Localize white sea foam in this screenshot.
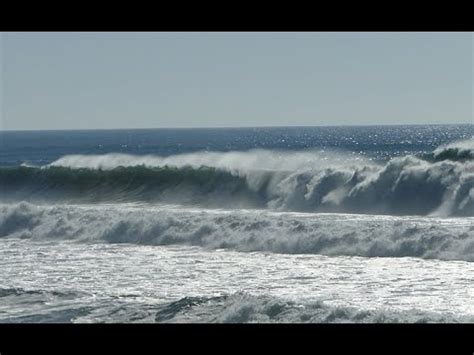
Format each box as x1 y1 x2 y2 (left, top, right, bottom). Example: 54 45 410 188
1 202 472 261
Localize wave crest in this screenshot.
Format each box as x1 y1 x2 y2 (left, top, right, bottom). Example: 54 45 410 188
432 139 474 162
2 148 473 216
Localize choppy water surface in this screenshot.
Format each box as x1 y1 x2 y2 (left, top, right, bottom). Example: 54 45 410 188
1 125 473 322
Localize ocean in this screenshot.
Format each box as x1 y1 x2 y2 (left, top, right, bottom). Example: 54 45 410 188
0 124 473 323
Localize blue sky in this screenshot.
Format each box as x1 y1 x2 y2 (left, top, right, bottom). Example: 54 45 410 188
1 32 472 130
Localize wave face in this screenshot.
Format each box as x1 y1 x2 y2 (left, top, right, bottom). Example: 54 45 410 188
1 202 473 261
2 139 473 216
1 165 261 208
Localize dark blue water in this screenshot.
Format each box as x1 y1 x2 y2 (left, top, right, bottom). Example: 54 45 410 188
1 124 472 167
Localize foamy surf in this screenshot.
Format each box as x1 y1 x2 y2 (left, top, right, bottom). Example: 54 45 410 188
1 127 473 324
2 290 471 323
1 202 473 261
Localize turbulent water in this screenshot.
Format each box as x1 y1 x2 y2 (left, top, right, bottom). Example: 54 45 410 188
0 125 473 323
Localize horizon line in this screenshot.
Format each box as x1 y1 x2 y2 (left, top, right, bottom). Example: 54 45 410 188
1 122 472 133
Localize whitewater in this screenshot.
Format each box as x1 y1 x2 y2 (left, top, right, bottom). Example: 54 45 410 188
0 125 473 323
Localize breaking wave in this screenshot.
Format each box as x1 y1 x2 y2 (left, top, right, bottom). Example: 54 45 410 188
1 140 473 216
1 202 473 261
432 139 474 162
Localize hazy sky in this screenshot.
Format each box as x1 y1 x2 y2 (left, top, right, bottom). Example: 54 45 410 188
1 32 472 130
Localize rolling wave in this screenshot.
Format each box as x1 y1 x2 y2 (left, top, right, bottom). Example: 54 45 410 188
432 139 474 162
151 293 473 323
1 139 473 216
1 202 473 261
1 288 469 323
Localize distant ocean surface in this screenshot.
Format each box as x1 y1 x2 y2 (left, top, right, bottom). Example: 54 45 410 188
1 124 473 323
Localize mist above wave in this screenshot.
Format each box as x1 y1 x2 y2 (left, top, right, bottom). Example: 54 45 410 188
49 149 371 172
47 138 474 169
